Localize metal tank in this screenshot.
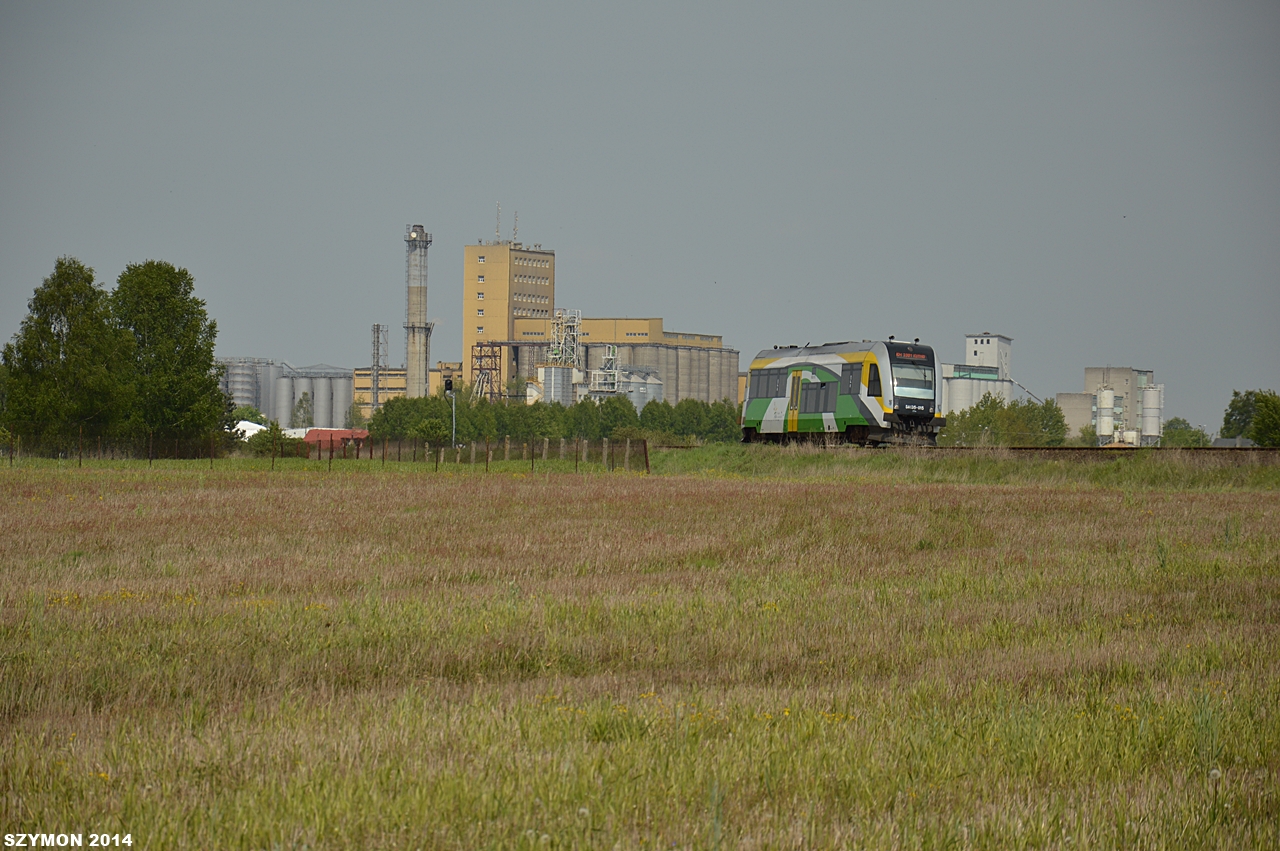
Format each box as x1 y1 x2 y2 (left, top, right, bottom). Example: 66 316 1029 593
312 377 333 429
292 377 314 428
1097 388 1115 444
1142 385 1163 445
259 363 282 420
331 377 353 428
220 360 259 409
273 376 293 426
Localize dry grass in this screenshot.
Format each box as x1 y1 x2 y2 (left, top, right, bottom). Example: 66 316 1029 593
1 452 1277 849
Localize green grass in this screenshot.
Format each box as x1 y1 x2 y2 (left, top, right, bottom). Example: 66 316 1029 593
1 450 1277 848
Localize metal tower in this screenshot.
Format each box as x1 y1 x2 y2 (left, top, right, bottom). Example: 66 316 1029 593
404 225 433 398
548 308 582 368
371 323 389 412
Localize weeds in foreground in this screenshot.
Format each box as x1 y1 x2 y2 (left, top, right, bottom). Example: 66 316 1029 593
0 460 1277 848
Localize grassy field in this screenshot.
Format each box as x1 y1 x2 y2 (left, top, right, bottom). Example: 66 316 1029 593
1 447 1277 849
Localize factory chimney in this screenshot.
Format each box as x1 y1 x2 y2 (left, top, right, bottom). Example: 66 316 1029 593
404 225 433 398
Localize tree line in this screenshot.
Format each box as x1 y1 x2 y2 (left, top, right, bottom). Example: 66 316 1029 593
1 257 225 453
365 389 742 446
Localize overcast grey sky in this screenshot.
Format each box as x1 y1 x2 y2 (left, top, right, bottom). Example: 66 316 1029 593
2 2 1276 429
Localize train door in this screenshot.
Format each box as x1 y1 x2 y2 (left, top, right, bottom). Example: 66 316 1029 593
786 371 802 432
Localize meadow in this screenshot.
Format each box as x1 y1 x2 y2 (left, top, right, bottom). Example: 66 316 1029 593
1 446 1277 849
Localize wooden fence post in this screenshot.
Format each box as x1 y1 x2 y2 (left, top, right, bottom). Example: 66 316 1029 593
643 438 650 474
625 438 631 471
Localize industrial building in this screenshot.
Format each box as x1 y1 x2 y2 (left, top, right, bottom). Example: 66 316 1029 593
217 358 354 428
462 238 738 405
1056 366 1164 445
352 361 462 419
939 333 1028 414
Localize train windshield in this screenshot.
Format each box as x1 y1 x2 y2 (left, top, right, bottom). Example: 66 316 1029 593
891 363 935 400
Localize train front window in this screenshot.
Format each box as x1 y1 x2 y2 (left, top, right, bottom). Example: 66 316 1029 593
891 363 934 400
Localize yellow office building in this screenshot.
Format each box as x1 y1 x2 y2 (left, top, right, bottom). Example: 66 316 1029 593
462 241 738 404
463 241 556 388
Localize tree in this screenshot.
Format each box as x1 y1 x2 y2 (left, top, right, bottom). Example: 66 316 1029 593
939 394 1068 447
1251 391 1280 447
640 399 675 433
291 392 314 429
565 398 601 439
1161 417 1210 448
706 399 742 443
111 260 223 441
231 405 268 425
598 395 640 437
1221 390 1258 439
673 399 710 438
1074 425 1098 447
411 418 450 446
1 257 134 449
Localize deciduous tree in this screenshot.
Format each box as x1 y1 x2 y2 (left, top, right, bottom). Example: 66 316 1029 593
111 260 223 440
1 257 134 449
1161 417 1210 448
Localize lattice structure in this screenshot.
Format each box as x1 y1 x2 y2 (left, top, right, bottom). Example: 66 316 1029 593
547 308 581 368
371 324 389 411
470 342 503 403
589 344 620 395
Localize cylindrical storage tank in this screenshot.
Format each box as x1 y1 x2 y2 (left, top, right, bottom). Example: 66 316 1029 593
255 363 271 418
273 376 293 426
262 363 283 420
293 377 313 428
331 377 353 428
312 377 333 428
1142 386 1162 439
1097 389 1115 440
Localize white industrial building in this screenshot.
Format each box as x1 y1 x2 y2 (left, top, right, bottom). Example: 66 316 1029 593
939 333 1025 415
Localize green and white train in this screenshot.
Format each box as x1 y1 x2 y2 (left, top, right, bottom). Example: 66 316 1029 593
740 339 945 445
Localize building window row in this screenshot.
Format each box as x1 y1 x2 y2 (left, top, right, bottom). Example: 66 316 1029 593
625 332 649 337
515 257 549 268
513 293 549 304
515 274 549 285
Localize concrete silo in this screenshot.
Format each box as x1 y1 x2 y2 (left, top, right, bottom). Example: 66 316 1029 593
312 377 332 428
273 376 293 426
332 376 353 428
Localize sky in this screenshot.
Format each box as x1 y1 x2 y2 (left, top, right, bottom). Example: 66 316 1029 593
2 1 1277 431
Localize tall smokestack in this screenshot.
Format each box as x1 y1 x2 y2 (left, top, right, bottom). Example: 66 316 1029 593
404 225 433 398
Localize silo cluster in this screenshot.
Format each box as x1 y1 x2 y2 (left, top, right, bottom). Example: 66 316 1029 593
218 358 354 430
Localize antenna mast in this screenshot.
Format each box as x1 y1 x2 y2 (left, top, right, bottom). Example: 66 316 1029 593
513 211 518 243
495 203 501 242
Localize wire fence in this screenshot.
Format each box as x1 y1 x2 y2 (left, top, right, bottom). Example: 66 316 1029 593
1 433 653 474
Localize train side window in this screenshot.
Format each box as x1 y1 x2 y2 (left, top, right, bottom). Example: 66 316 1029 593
867 363 882 397
841 364 853 396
